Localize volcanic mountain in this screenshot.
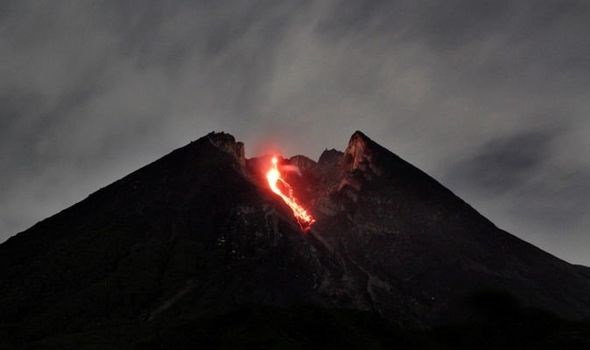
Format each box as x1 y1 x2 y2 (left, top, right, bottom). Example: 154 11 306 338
1 131 589 349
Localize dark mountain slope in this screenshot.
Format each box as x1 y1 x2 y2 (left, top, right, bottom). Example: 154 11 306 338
0 131 589 349
300 131 590 325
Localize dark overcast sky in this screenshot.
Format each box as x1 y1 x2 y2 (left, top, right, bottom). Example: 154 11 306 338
1 1 589 265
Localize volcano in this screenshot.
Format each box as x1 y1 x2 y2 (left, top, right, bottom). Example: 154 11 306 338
1 131 589 348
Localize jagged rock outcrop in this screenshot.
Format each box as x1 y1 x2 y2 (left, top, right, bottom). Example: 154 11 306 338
207 131 246 167
288 155 317 174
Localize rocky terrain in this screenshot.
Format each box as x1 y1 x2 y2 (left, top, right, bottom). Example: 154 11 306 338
1 131 589 349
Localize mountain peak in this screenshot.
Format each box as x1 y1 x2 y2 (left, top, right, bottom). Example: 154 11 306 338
206 131 245 166
318 148 343 166
344 130 382 175
289 155 317 173
350 130 370 140
2 130 590 347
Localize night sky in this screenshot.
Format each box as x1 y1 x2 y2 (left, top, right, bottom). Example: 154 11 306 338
1 1 589 265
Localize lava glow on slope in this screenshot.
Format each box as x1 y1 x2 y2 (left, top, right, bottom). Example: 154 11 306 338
266 156 315 231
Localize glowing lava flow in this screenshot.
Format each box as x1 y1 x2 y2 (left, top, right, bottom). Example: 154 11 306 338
266 156 316 231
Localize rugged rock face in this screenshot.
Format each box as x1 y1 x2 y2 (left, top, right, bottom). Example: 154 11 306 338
306 131 590 325
1 131 589 348
207 131 246 167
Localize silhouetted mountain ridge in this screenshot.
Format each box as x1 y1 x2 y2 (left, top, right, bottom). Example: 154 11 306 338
1 131 589 349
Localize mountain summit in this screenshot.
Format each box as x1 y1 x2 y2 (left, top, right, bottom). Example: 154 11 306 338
1 131 589 348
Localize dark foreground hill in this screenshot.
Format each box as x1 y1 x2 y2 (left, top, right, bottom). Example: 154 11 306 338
1 131 589 349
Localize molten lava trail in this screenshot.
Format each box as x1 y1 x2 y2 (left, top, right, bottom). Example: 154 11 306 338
266 156 315 231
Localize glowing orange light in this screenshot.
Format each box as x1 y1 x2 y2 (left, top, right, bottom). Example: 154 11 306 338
266 156 315 231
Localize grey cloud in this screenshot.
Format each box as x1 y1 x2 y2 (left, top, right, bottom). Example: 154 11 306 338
444 128 561 194
0 0 588 265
